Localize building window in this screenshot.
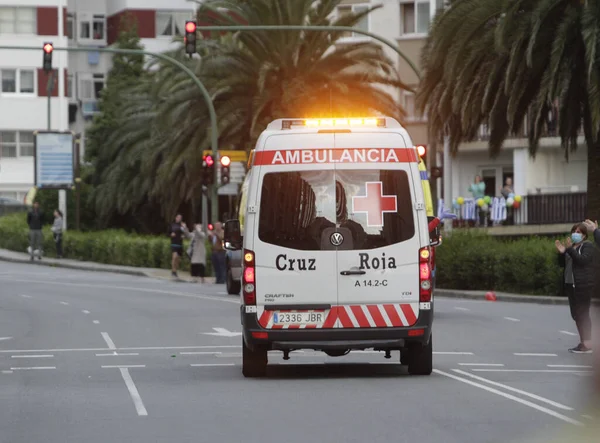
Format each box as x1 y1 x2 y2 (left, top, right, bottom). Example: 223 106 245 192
0 131 34 158
79 14 105 40
0 7 36 34
67 74 73 98
402 91 416 120
0 69 35 95
156 11 193 37
67 13 74 39
19 131 34 156
78 73 104 100
337 4 370 38
400 1 430 35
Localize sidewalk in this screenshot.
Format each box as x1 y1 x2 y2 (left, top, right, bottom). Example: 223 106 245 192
0 248 216 283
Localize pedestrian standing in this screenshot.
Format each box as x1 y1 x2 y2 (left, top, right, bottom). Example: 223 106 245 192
555 222 595 353
186 223 207 283
27 201 44 261
51 209 63 258
168 214 188 278
209 222 226 284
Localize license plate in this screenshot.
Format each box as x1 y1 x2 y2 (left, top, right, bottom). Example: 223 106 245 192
273 311 325 325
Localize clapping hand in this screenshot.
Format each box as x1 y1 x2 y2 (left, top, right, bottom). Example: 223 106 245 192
565 236 573 248
555 240 565 253
584 219 598 233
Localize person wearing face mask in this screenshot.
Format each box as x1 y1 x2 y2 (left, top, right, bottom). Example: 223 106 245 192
556 223 595 353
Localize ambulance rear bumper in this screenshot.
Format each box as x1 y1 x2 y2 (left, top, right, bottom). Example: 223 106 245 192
241 306 432 351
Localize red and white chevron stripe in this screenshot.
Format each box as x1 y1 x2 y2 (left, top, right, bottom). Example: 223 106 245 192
257 304 418 329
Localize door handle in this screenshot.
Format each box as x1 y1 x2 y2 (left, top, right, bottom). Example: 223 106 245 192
340 270 366 276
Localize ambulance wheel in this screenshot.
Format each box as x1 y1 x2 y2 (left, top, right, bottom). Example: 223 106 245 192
226 270 241 295
407 335 433 376
242 339 267 378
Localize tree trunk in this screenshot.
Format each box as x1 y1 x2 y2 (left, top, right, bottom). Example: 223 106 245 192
587 140 600 220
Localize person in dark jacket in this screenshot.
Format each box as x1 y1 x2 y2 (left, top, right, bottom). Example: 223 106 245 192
556 222 595 353
26 201 44 261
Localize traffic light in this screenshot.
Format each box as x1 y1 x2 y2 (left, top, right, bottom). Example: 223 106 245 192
42 42 53 72
416 145 426 158
220 155 231 185
202 154 214 186
430 166 443 179
184 21 197 57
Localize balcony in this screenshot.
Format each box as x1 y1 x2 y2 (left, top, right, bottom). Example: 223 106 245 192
444 193 587 234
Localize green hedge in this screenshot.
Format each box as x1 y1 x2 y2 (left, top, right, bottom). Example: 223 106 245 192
436 231 564 296
0 212 213 276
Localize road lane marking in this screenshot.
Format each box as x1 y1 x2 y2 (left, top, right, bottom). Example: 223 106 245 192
180 352 222 355
514 353 557 357
10 367 56 370
548 365 593 369
93 320 100 324
119 368 148 416
60 302 69 305
11 355 53 358
433 352 474 355
19 294 32 298
82 310 90 314
96 353 140 357
101 332 116 350
0 278 238 304
0 345 241 353
434 369 583 426
2 370 13 374
0 337 12 341
472 369 593 373
102 365 146 369
190 363 235 367
504 317 520 322
560 331 578 336
582 414 595 420
452 369 574 411
454 307 470 311
458 363 504 367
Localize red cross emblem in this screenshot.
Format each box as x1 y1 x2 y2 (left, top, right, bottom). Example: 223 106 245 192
351 182 398 227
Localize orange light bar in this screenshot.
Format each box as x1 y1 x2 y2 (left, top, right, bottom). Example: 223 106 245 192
302 118 385 127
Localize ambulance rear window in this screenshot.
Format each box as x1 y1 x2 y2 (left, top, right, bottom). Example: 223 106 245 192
258 169 415 251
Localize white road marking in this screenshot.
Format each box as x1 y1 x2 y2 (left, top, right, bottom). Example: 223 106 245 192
452 369 573 410
190 363 235 367
82 310 90 314
548 364 593 369
96 353 140 357
433 352 474 355
434 369 583 426
0 337 12 341
458 363 504 367
101 332 117 350
10 366 56 370
180 351 222 355
0 345 241 354
19 294 32 299
119 368 148 416
472 369 593 374
514 353 557 357
560 330 578 336
93 320 100 324
203 328 242 337
504 317 520 322
454 307 470 311
11 355 53 359
2 370 13 374
0 277 238 304
60 302 69 305
102 365 146 369
582 414 595 420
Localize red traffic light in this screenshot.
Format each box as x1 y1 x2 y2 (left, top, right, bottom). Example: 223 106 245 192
204 155 214 167
43 43 53 53
416 145 426 157
185 21 196 33
220 155 231 167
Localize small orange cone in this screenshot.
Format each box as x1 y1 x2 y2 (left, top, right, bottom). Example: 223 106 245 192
485 291 497 301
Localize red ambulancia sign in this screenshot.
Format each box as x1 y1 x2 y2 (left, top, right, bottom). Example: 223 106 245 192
253 148 417 165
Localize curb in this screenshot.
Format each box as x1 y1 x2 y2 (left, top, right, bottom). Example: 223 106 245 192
435 289 572 305
0 254 150 278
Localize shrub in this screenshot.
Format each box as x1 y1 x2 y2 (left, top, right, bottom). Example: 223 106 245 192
436 230 564 296
0 212 214 276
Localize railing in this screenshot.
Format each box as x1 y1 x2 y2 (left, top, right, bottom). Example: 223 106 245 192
0 203 29 217
438 193 587 227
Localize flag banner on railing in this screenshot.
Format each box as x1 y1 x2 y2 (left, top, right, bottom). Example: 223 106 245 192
491 197 507 222
462 199 477 220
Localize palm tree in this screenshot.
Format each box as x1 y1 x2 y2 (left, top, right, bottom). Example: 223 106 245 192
416 0 600 217
93 0 413 232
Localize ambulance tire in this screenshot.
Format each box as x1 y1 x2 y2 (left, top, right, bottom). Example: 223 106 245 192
407 335 433 375
226 269 241 295
242 339 268 378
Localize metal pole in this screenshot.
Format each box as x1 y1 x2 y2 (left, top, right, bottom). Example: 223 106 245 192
75 136 81 231
201 186 208 237
443 135 452 231
46 70 55 130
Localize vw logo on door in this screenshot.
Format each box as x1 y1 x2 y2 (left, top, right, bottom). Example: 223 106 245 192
330 232 344 246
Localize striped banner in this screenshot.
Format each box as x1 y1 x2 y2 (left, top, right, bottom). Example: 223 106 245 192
491 197 507 222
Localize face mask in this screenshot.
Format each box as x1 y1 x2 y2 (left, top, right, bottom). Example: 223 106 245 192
571 233 583 244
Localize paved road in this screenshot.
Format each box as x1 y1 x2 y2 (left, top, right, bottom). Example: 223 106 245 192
0 262 596 443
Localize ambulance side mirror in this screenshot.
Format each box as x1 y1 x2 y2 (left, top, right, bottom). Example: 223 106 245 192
224 219 242 250
428 216 441 247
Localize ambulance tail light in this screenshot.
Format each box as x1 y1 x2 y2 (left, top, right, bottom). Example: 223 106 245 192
419 247 432 302
243 249 256 305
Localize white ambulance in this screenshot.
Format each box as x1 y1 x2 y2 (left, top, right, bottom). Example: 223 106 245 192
223 117 437 378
